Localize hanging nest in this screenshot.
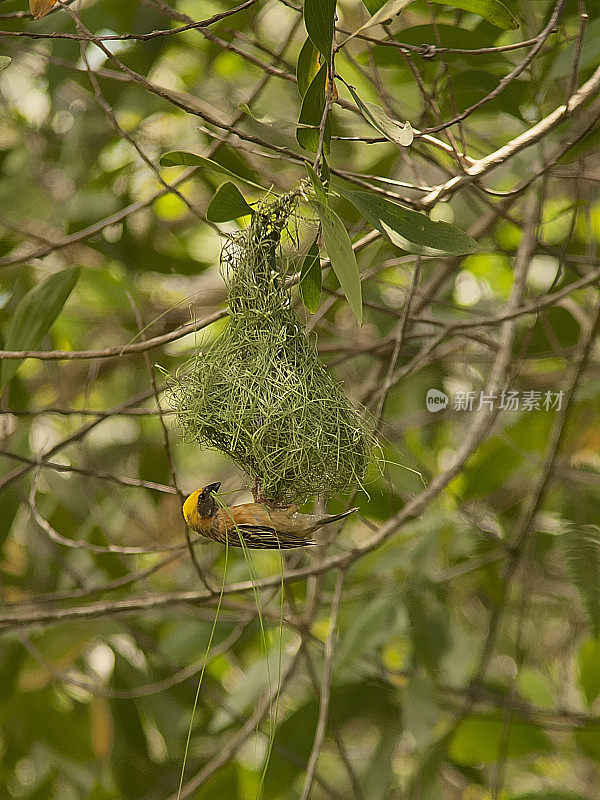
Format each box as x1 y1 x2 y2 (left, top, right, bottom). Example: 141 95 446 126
167 193 375 505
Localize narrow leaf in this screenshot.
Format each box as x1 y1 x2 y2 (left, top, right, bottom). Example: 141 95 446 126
305 163 328 204
549 17 600 81
404 578 450 676
562 526 600 637
342 0 415 46
579 637 600 706
360 0 386 11
238 103 314 129
335 593 397 674
312 201 362 324
450 713 551 764
513 792 595 800
0 57 11 72
433 0 518 30
1 266 80 392
206 182 253 223
337 185 477 256
346 83 413 146
297 63 331 154
160 151 264 190
360 0 517 27
238 103 281 125
304 0 336 61
299 238 322 313
297 37 321 98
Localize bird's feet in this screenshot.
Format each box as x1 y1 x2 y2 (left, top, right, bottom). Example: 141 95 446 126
251 477 290 509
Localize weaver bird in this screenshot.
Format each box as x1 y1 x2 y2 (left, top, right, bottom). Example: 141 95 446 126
183 482 358 549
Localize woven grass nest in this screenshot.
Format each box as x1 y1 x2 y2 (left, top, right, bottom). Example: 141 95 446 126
168 193 374 505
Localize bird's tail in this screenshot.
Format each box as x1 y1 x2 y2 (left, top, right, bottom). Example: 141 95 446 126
317 507 359 527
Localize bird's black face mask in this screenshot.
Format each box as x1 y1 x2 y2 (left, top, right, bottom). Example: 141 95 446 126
197 482 221 518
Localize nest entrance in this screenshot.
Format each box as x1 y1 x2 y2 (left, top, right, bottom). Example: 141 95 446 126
168 194 374 505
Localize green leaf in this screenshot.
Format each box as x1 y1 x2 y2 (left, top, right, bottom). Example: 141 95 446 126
304 0 336 61
160 150 225 168
26 772 57 800
212 649 290 732
0 485 18 550
89 782 118 800
238 103 315 129
549 17 600 80
337 185 477 256
357 0 413 29
360 0 385 12
450 713 551 764
320 153 331 184
403 675 439 749
558 126 600 166
346 83 413 146
342 0 415 45
335 593 398 675
264 683 398 800
397 23 499 59
517 668 554 708
297 37 321 97
206 182 253 223
238 102 282 126
579 637 600 706
305 162 328 204
263 699 319 799
110 658 154 796
409 733 451 795
445 70 528 119
1 266 80 392
212 143 263 186
194 763 239 800
462 436 523 499
575 724 600 761
362 722 397 799
297 63 331 153
513 794 591 800
0 56 11 72
312 200 362 324
299 237 322 313
404 578 450 676
562 526 600 637
432 0 518 30
526 306 581 356
160 150 264 190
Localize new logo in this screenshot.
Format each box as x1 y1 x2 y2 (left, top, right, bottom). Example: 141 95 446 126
426 389 449 412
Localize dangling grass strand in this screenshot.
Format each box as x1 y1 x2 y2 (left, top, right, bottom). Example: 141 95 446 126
177 537 229 800
214 493 284 799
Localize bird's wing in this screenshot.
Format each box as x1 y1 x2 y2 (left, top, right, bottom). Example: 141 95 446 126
234 525 312 549
216 505 316 548
223 503 274 526
269 507 315 534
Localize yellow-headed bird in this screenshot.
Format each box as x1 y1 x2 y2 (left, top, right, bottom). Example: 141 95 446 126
183 482 357 549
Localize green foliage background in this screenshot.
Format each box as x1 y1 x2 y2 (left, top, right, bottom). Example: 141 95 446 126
1 1 600 799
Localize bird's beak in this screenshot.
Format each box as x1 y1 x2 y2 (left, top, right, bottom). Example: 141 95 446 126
205 482 221 494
